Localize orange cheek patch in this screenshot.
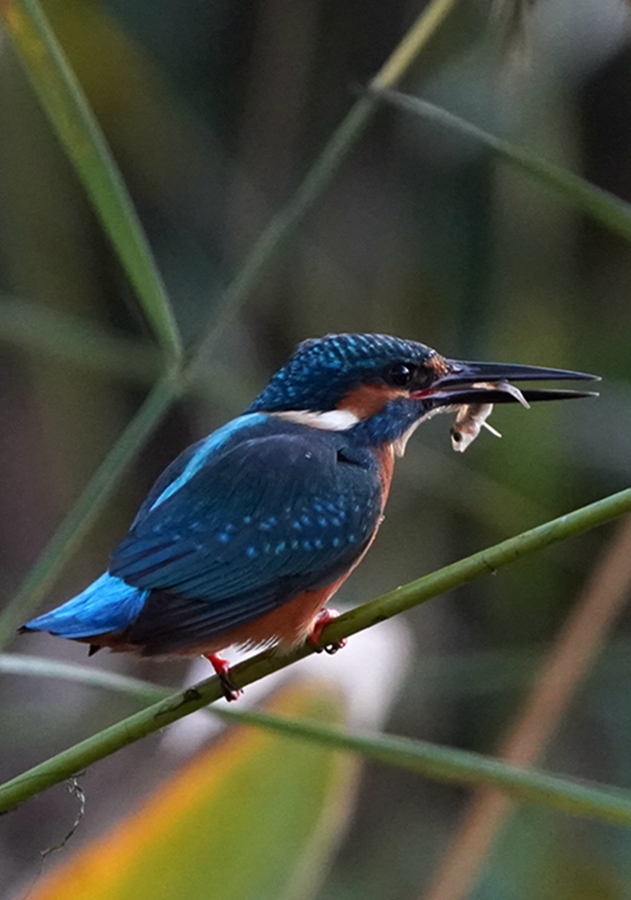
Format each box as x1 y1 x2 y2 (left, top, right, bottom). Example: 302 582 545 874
338 384 405 418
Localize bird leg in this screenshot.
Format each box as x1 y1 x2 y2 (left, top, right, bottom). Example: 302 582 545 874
204 653 242 701
308 609 347 655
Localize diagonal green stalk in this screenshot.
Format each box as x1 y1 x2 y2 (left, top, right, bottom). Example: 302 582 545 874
0 652 170 702
3 652 631 829
0 294 165 386
4 0 631 858
1 488 630 812
0 0 461 643
371 89 631 242
0 0 183 360
320 489 631 648
210 708 631 829
0 294 257 407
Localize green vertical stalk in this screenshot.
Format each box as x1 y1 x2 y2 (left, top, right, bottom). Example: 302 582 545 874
0 0 183 360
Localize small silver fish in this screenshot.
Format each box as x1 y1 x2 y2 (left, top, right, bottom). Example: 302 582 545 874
450 381 530 452
450 403 501 452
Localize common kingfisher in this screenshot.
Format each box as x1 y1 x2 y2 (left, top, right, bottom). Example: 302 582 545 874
19 333 597 698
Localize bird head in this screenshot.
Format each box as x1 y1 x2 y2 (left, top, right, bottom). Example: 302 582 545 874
247 333 598 448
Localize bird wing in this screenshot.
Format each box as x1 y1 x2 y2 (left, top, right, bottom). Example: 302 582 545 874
109 418 383 650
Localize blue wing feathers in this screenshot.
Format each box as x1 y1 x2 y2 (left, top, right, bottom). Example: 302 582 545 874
111 423 379 597
22 573 149 639
24 415 383 654
132 413 266 522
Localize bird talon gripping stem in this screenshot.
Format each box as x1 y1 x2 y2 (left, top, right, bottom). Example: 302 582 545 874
205 654 242 702
308 609 347 654
18 334 598 698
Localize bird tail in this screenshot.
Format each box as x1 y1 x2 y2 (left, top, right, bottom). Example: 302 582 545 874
19 572 149 640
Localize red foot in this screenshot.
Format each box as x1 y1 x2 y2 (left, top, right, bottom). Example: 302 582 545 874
204 653 242 701
308 609 348 655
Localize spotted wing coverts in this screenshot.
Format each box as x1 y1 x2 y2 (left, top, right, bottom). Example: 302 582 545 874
110 416 382 653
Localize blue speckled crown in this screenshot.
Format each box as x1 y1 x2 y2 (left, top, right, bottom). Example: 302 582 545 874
247 333 433 413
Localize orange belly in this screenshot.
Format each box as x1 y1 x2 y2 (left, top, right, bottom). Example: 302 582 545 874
193 576 349 656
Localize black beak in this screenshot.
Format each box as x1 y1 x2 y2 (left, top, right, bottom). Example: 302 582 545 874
412 359 600 408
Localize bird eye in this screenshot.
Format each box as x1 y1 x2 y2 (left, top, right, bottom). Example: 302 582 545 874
386 362 415 387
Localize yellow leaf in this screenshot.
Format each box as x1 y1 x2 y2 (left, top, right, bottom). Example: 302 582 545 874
30 681 357 900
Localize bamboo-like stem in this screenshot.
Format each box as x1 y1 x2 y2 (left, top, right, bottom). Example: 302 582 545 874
1 486 630 813
320 488 631 648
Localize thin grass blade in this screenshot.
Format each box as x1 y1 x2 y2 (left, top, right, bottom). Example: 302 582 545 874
372 88 631 244
0 0 182 359
4 652 631 830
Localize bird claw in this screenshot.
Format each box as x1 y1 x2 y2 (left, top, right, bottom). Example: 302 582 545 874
308 609 347 654
204 653 243 701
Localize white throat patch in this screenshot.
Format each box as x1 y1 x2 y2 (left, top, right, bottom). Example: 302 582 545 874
272 409 360 431
392 407 447 456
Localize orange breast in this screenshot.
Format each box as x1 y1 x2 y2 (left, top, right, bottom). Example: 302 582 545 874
200 576 351 654
375 443 395 507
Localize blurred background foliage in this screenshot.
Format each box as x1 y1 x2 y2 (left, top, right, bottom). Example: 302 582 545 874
1 0 631 897
24 682 358 900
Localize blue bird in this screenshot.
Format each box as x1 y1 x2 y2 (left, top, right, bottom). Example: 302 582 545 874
20 334 597 698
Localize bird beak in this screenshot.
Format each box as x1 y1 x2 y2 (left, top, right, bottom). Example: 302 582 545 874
411 359 600 408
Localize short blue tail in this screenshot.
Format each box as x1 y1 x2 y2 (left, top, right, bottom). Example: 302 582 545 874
21 573 149 639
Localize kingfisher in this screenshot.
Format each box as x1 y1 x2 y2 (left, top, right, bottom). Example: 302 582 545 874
19 333 597 699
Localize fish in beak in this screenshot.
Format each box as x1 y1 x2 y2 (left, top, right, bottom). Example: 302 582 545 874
411 359 600 452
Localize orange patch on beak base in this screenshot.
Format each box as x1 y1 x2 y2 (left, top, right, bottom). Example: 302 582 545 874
337 383 406 418
426 354 450 378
